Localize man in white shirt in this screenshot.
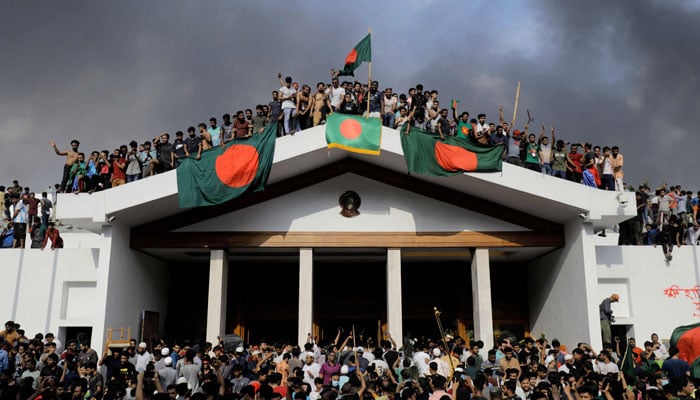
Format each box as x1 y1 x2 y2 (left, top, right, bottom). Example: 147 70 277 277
595 351 619 375
278 74 297 136
302 352 321 388
134 342 152 373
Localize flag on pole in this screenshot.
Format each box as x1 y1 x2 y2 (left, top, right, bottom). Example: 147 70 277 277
176 123 277 208
337 34 372 77
400 125 503 176
325 113 382 155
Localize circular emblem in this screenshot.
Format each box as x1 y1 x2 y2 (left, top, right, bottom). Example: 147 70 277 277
339 191 361 218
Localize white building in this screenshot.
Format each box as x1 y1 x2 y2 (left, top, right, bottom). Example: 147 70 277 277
2 125 699 352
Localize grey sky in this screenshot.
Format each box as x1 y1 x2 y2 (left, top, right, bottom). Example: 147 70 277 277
1 1 699 192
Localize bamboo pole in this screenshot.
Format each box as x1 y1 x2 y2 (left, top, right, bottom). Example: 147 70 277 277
512 81 521 123
366 27 372 118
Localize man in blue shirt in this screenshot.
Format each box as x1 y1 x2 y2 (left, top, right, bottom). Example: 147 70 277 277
0 345 9 374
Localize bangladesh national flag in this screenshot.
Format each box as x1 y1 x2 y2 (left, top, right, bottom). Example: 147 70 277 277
337 33 371 77
620 342 637 380
326 113 382 155
400 125 504 176
670 322 700 363
176 123 277 208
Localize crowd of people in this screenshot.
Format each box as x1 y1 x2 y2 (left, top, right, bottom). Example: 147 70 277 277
0 181 62 249
41 70 633 195
617 183 700 259
1 72 698 252
0 319 695 400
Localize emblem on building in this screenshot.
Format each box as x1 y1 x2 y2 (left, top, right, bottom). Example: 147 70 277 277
339 191 361 218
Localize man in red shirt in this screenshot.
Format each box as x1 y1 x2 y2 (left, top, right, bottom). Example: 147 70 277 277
110 149 127 187
566 143 583 183
26 192 40 226
233 110 252 139
42 222 63 250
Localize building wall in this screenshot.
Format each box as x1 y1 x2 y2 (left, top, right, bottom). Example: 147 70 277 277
0 248 100 340
98 222 170 351
528 218 599 349
596 244 700 343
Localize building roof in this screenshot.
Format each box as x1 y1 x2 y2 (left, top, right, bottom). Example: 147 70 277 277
57 125 635 234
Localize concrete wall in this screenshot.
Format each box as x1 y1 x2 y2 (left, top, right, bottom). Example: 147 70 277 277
528 218 600 349
0 248 99 340
596 244 700 343
98 222 169 351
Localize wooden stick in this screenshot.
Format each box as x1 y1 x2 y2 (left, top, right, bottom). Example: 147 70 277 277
512 81 521 123
434 307 455 373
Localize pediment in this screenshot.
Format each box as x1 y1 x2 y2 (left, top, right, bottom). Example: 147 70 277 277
131 158 562 249
175 173 530 233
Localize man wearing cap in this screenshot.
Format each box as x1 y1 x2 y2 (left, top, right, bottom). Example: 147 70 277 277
557 354 574 374
599 294 619 345
506 129 524 166
430 348 449 378
159 356 177 388
135 342 152 373
302 352 320 388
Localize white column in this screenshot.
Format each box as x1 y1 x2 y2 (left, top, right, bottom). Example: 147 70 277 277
298 248 313 346
386 248 403 349
206 250 228 345
471 248 493 350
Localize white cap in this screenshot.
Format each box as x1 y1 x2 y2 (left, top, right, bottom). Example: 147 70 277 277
164 357 173 366
138 342 147 348
340 365 349 374
432 348 441 357
161 347 170 356
545 355 555 365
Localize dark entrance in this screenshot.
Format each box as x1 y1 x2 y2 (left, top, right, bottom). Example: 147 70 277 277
227 259 299 344
314 257 386 345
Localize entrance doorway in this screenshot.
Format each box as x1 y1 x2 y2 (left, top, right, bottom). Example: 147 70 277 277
314 259 386 345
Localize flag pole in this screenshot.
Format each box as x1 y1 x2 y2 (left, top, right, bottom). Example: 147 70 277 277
366 27 372 118
512 81 521 123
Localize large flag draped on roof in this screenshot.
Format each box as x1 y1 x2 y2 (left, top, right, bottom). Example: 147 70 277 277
176 123 277 208
337 34 371 77
325 113 382 155
400 125 504 176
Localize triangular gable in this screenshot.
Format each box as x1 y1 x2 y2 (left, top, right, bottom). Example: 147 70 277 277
175 173 530 233
131 159 563 249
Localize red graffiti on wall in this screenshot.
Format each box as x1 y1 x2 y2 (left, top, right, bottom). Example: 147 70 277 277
663 285 700 317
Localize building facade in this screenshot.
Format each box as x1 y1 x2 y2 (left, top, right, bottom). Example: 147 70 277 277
2 125 698 352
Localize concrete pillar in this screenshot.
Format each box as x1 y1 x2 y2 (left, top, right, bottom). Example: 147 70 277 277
298 248 313 346
206 250 228 345
386 248 403 349
471 248 493 350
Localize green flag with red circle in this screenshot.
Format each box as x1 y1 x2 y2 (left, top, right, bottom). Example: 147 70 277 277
176 123 277 208
337 34 371 77
670 322 700 364
400 124 504 176
326 113 382 155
